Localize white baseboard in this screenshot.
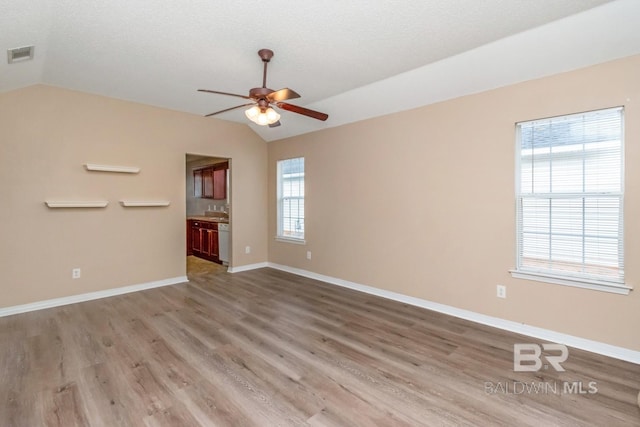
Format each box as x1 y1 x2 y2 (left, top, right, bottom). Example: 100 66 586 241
0 276 188 318
267 263 640 365
227 262 269 273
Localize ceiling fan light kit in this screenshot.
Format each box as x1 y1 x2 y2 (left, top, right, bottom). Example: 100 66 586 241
245 105 280 126
199 49 328 127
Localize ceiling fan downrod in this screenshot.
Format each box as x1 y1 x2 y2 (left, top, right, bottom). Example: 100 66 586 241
258 49 273 88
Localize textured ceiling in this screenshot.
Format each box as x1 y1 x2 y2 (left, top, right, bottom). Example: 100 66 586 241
2 0 640 141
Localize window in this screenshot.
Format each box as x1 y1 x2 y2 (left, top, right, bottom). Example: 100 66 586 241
277 157 305 242
514 107 627 293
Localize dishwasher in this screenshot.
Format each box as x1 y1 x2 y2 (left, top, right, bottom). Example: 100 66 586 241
218 223 230 265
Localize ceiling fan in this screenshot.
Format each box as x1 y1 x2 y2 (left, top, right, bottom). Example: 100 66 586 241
198 49 328 128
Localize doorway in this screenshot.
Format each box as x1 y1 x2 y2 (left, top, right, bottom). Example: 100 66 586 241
185 153 231 279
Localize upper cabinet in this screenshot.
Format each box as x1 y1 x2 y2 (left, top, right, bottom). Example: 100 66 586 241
194 162 228 200
202 167 214 198
213 167 226 200
194 169 203 198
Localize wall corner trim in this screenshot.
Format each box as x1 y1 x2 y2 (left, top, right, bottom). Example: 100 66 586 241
267 263 640 365
0 276 188 317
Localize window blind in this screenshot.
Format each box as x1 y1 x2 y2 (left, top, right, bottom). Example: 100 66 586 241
516 107 624 284
277 157 305 240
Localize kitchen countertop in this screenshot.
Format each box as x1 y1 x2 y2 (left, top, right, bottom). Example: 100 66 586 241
188 216 229 223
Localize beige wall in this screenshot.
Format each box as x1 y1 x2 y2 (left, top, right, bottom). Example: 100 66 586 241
268 55 640 351
2 56 639 352
0 85 268 308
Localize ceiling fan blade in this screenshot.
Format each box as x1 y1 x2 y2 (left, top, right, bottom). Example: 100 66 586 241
266 88 301 102
268 120 281 128
275 102 328 121
198 89 251 100
205 103 254 117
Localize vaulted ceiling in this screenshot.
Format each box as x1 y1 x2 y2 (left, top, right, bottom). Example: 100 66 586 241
2 0 640 141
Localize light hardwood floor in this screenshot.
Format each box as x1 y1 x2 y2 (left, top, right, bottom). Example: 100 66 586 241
1 258 639 426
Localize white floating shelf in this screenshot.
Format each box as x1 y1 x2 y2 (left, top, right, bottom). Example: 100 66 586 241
45 201 109 208
120 201 170 207
84 164 140 174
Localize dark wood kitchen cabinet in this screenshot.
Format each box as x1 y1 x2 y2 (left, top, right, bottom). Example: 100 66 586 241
209 228 219 259
193 169 203 198
194 161 228 200
189 220 220 263
213 167 226 200
187 220 193 255
202 168 214 198
191 222 202 254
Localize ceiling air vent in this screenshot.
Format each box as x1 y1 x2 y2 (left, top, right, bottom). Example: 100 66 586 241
7 45 34 64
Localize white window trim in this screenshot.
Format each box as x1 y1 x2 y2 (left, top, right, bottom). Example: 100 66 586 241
512 107 630 295
274 236 307 245
509 270 631 295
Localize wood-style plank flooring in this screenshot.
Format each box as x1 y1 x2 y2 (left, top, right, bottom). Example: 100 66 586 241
1 256 639 426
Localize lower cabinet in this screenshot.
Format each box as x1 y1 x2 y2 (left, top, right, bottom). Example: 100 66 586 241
189 220 220 263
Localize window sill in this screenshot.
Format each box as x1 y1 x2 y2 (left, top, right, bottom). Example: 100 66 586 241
509 270 631 295
275 236 306 245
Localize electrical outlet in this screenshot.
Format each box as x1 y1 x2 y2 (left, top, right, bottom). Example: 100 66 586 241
245 246 251 254
72 268 81 279
306 251 312 260
497 285 506 299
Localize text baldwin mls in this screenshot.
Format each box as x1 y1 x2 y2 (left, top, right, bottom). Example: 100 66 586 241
485 381 598 395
